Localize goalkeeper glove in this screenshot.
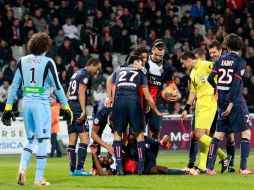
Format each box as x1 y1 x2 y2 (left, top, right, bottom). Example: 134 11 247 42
1 104 16 126
62 105 73 125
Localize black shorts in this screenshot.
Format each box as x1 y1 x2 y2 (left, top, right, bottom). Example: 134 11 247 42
68 119 89 134
216 104 252 133
145 107 163 132
210 111 218 134
113 97 144 133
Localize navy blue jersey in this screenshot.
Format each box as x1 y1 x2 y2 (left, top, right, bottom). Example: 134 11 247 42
93 98 113 135
112 67 148 100
145 56 173 106
209 53 246 107
68 68 91 102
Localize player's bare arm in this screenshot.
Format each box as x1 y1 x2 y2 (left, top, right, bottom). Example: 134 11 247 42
105 74 113 107
77 84 87 124
91 126 114 155
181 92 196 121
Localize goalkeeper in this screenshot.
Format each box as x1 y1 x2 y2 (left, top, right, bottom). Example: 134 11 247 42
1 32 73 186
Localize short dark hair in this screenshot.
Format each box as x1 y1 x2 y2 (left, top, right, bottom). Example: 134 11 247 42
180 51 196 60
132 47 148 56
127 55 141 65
223 33 243 51
193 48 206 57
152 39 166 51
87 58 100 66
208 40 221 50
27 32 50 55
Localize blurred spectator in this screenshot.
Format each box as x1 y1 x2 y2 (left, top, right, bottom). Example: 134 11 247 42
99 50 113 75
0 39 13 68
3 59 16 83
190 0 204 24
99 31 113 53
62 17 78 40
87 29 99 53
0 80 10 113
146 29 157 48
162 29 174 55
67 59 79 78
73 0 87 26
243 87 254 112
93 83 106 103
31 8 47 32
8 18 23 46
59 70 69 93
45 1 58 24
56 0 72 24
55 55 66 76
22 18 36 37
118 29 132 54
80 20 92 45
0 71 4 86
54 29 65 47
47 38 58 59
78 48 92 68
49 17 61 39
172 102 183 114
190 28 204 48
58 37 76 65
100 0 113 21
93 10 105 31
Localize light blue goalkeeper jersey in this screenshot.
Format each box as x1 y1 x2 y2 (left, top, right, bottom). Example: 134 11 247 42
7 54 68 106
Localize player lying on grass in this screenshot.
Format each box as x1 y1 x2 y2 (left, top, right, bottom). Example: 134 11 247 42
90 134 198 176
206 33 253 175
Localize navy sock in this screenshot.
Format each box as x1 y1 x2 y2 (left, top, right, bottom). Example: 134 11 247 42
226 141 235 167
207 137 220 170
188 138 199 168
167 169 186 175
67 145 76 172
240 138 250 170
77 143 88 170
113 140 123 174
137 141 146 174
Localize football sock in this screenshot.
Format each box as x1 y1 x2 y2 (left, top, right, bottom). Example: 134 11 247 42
137 141 145 174
199 134 226 160
67 145 76 172
35 139 48 182
207 137 220 170
19 139 36 172
240 138 250 170
113 140 123 173
226 141 235 167
77 143 88 170
198 141 208 170
188 138 199 168
167 169 186 175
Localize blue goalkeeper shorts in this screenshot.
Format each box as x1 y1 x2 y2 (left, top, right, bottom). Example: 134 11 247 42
22 101 51 139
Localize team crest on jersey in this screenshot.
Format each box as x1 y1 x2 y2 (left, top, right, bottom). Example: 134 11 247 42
83 77 88 84
94 118 99 125
200 76 206 83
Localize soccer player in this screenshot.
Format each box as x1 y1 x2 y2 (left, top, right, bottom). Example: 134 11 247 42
91 97 114 156
208 40 236 172
104 47 149 107
206 34 253 174
145 40 180 140
1 32 73 186
180 51 228 172
112 55 164 175
67 58 101 176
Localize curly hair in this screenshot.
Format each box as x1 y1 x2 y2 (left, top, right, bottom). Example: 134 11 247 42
27 32 50 55
223 33 243 51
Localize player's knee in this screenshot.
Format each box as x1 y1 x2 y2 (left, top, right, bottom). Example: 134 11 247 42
226 133 234 142
194 130 205 139
241 129 251 140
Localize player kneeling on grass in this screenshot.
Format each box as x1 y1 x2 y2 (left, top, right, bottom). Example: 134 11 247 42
206 33 254 175
1 32 73 186
67 58 101 176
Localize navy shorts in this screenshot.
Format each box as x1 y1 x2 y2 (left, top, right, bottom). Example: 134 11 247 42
146 108 162 132
113 97 144 133
216 104 252 133
210 111 218 134
68 101 89 134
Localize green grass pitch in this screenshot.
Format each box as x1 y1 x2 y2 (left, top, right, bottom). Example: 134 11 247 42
1 151 254 190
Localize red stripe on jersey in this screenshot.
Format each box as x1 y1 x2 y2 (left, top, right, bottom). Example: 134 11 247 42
139 87 144 109
234 74 242 80
211 70 218 73
149 86 159 102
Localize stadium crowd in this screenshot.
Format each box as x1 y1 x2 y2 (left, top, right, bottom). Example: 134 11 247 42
0 0 254 115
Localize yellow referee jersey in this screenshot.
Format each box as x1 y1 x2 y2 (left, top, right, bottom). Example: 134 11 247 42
190 59 215 100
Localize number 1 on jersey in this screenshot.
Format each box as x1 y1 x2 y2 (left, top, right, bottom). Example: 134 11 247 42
30 68 36 84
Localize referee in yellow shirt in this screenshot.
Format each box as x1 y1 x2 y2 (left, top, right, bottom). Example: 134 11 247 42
180 51 229 172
